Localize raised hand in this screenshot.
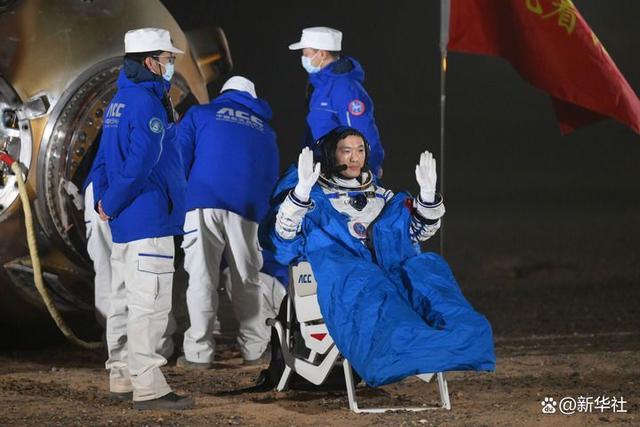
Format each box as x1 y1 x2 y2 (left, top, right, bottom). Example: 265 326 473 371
415 150 437 203
294 147 321 202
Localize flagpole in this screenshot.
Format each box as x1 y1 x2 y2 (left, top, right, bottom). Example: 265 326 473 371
439 0 450 256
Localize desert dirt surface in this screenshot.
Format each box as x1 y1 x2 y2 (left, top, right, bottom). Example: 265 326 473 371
1 268 638 426
0 334 637 426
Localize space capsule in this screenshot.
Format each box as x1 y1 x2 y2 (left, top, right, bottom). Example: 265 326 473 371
0 0 231 330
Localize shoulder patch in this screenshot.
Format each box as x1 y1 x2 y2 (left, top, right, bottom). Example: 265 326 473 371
149 117 164 134
348 99 365 116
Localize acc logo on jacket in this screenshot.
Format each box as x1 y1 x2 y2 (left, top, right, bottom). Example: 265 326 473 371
216 107 264 131
149 117 164 134
348 99 365 116
106 102 125 118
104 102 125 127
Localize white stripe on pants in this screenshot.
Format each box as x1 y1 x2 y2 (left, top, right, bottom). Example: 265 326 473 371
105 236 175 401
182 208 269 362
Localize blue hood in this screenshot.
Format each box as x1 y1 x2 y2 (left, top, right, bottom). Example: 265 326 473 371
119 59 170 99
309 56 365 88
216 90 273 121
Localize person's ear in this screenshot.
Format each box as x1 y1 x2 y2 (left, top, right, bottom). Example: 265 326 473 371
143 57 155 73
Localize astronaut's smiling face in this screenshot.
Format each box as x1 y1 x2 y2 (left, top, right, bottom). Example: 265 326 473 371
335 135 366 178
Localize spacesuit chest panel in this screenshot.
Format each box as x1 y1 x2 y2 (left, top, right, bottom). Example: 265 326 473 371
321 184 389 241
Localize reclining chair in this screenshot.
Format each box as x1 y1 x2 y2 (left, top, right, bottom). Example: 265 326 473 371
268 261 451 413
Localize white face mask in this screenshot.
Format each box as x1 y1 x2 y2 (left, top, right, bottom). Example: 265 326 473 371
152 57 175 81
301 51 322 74
161 62 175 81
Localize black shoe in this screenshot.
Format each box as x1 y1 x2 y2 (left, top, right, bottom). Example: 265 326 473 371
109 391 133 402
133 392 195 410
253 369 277 391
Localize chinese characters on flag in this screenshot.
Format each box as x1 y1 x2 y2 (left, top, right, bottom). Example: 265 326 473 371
448 0 640 134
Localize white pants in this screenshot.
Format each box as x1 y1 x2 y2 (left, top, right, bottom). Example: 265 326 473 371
84 183 113 327
105 236 175 401
216 269 287 337
182 208 271 362
86 183 175 357
258 272 287 327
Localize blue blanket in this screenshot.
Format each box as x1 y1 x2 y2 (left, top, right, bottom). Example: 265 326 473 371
259 166 495 386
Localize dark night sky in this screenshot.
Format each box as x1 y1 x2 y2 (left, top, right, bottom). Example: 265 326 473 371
161 0 640 275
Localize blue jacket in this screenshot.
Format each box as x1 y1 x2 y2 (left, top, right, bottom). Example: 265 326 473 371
259 166 495 386
306 57 384 176
97 61 186 243
178 90 278 223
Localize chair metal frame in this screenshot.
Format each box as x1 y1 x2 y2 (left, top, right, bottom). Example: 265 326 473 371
269 261 451 413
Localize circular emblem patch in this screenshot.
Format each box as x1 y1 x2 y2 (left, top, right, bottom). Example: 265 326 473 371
149 117 164 134
353 222 367 237
348 99 365 116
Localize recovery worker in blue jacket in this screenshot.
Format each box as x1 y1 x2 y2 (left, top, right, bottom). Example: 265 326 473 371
84 141 175 358
177 76 283 368
289 27 385 178
94 28 192 410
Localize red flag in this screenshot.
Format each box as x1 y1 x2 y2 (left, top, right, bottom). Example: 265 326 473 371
448 0 640 135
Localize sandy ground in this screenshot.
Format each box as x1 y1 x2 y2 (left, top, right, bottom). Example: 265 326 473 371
1 265 639 427
0 327 638 426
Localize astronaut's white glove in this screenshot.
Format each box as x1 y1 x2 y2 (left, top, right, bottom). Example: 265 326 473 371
415 150 437 203
275 194 311 240
293 147 321 202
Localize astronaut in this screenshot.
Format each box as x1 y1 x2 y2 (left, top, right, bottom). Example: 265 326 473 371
275 126 442 247
289 27 385 177
256 126 495 387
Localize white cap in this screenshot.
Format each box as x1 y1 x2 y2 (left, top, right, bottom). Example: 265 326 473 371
288 27 342 51
220 76 257 98
124 28 184 54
